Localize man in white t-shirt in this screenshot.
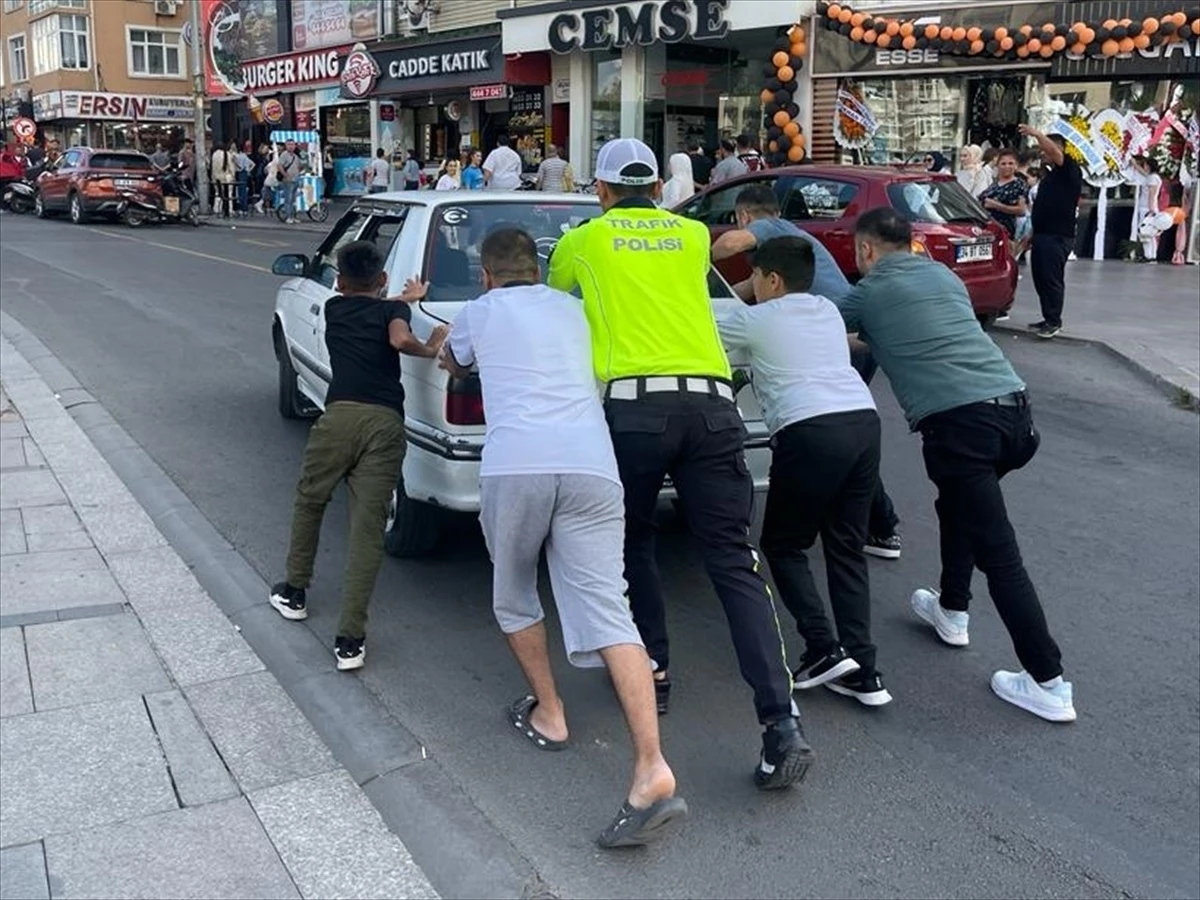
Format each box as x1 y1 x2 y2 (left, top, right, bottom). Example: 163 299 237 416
715 235 892 708
436 227 687 849
482 134 523 190
368 148 391 193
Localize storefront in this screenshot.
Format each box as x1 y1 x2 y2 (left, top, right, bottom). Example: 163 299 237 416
337 33 506 185
498 0 815 179
31 90 194 153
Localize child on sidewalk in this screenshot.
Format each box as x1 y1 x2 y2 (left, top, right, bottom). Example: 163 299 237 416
269 240 447 670
715 236 892 707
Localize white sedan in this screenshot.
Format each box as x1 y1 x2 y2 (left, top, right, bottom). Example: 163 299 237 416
271 192 770 558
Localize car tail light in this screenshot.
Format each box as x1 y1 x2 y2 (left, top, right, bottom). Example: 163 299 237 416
445 374 485 425
910 238 929 256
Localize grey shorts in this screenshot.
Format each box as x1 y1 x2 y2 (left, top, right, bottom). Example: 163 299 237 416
479 474 642 668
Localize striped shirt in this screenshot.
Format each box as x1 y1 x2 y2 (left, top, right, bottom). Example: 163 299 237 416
537 156 569 192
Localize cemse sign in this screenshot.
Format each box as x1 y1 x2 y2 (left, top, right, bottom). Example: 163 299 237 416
549 0 730 53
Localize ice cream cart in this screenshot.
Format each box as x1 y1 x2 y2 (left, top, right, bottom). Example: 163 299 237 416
270 129 327 221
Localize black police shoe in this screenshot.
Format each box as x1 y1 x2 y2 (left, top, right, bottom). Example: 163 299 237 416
753 717 815 790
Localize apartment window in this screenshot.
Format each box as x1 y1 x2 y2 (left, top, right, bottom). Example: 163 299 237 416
128 27 180 77
28 0 86 15
4 1 26 14
31 12 88 73
8 35 26 81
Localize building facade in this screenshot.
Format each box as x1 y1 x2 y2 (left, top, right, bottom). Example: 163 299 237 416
1 0 194 153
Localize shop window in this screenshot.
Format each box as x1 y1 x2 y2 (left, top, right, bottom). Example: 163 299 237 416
783 178 859 221
7 34 26 82
31 12 88 74
592 54 621 172
128 27 181 78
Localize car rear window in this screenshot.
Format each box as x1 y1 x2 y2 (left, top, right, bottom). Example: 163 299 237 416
90 154 155 171
887 180 988 226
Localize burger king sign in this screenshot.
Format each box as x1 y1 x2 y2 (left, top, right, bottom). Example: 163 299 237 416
341 44 381 100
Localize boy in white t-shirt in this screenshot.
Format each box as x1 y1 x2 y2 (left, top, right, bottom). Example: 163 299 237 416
715 236 892 708
434 227 687 849
368 148 391 193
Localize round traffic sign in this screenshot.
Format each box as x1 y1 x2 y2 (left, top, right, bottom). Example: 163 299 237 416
11 116 36 140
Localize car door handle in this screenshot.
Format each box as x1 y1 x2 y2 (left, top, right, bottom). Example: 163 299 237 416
309 304 321 316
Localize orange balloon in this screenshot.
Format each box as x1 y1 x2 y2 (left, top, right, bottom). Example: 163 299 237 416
838 8 852 23
1118 37 1135 53
1050 35 1066 51
1143 17 1159 34
787 144 805 163
863 29 878 43
1173 12 1188 26
877 33 891 47
952 27 967 41
773 110 791 127
925 24 939 38
1019 24 1033 35
826 3 841 19
1044 22 1057 32
967 27 982 42
1016 44 1030 57
1039 43 1055 57
768 140 779 154
970 39 985 54
777 65 794 82
1071 20 1087 33
940 26 954 40
760 88 774 103
1119 17 1132 26
902 34 917 49
783 121 801 137
994 26 1009 40
1134 33 1151 48
900 22 914 37
791 41 806 56
885 20 900 35
850 26 864 40
1069 41 1087 54
1027 37 1041 52
850 12 865 27
773 51 789 67
1193 19 1200 35
1101 39 1119 56
1079 27 1095 44
1001 36 1014 50
791 25 806 40
1102 18 1118 30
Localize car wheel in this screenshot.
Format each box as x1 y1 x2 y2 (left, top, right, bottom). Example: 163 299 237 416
384 475 445 559
69 192 86 225
275 335 316 420
34 193 48 218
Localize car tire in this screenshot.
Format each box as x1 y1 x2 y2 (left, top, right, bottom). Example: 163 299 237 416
34 193 48 218
69 192 86 225
384 476 445 559
275 334 317 420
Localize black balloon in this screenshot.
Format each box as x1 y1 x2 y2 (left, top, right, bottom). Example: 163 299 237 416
956 39 970 53
1040 29 1055 45
986 39 1000 53
774 36 791 51
916 35 929 48
1161 21 1178 35
929 37 943 49
765 102 780 116
784 80 799 94
1128 21 1143 36
789 55 804 69
1112 25 1127 39
825 16 837 29
816 1 829 15
1055 23 1070 35
1013 31 1027 45
767 77 782 91
1096 27 1110 41
774 90 791 106
786 102 800 117
763 63 778 77
839 22 852 35
762 115 773 129
1067 29 1079 43
767 125 783 140
778 134 792 150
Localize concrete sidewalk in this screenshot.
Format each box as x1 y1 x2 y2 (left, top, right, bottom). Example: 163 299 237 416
999 259 1200 405
0 342 437 899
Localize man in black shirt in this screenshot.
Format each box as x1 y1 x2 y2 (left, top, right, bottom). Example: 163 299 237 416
1020 124 1083 340
270 241 447 670
687 136 714 189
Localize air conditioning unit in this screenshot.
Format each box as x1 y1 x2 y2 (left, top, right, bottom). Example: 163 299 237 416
154 0 178 17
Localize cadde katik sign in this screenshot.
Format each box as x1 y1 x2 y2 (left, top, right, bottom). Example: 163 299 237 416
338 36 503 99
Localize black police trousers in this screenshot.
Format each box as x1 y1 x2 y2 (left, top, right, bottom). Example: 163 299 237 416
605 390 795 724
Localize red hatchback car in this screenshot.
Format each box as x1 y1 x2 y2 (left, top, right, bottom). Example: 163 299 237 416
675 165 1017 323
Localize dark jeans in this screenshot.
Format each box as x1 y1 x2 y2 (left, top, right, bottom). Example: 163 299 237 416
849 341 900 537
236 172 249 212
605 389 794 724
285 402 406 640
761 410 881 673
1030 233 1072 327
918 399 1063 682
215 181 233 218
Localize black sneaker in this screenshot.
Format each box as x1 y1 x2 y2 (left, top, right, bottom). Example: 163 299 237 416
792 646 860 690
268 582 307 621
335 635 365 671
1036 323 1062 340
995 311 1010 322
863 534 902 560
753 717 815 790
824 670 893 707
654 675 671 716
1026 320 1047 330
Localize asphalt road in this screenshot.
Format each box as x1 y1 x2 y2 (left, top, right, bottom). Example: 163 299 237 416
2 213 1198 900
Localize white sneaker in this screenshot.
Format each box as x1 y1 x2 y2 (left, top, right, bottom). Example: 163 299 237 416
910 588 969 647
991 670 1076 722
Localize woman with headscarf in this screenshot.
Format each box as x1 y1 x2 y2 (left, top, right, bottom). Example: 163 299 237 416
660 152 695 208
924 151 951 174
956 144 993 197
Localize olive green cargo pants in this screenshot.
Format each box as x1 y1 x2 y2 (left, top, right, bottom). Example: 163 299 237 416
285 401 406 639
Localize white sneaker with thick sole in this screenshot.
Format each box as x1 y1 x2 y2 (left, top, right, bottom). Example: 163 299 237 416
910 588 969 647
991 670 1076 722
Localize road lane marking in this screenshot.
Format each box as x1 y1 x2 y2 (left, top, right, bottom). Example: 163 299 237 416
240 238 288 248
92 228 273 274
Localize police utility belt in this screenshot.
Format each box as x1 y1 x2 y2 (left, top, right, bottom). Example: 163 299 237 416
604 376 735 403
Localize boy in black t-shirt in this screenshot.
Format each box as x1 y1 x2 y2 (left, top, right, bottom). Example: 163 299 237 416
270 241 447 670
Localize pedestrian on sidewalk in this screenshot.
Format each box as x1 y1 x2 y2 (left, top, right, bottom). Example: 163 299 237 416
535 144 570 192
1020 124 1082 340
368 148 391 194
270 241 447 670
715 237 892 707
277 139 302 223
211 143 236 220
234 141 254 216
711 183 903 560
435 227 688 848
548 138 814 790
837 208 1075 724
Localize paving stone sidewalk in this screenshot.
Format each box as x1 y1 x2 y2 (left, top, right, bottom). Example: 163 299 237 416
0 341 438 900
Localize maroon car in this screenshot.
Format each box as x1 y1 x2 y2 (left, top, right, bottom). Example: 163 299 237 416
34 147 162 225
675 165 1017 323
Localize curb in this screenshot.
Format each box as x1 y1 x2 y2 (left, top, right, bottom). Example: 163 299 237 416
198 216 330 235
0 311 547 900
993 321 1200 412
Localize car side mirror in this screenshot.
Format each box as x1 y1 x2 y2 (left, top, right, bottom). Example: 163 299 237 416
272 254 308 277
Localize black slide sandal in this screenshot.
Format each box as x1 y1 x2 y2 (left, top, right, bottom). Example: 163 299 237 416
506 695 568 751
598 796 689 848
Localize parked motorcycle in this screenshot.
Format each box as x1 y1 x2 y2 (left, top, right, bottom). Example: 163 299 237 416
159 170 200 227
1 176 36 214
118 190 162 228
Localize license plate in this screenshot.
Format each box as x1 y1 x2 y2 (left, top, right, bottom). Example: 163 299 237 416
114 178 137 189
164 197 179 214
956 242 994 263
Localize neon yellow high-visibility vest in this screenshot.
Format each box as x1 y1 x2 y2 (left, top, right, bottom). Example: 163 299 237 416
547 200 732 383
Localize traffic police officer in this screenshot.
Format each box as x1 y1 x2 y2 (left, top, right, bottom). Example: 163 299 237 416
547 138 813 789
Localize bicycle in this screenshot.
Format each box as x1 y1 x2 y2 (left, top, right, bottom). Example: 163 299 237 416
276 197 329 223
